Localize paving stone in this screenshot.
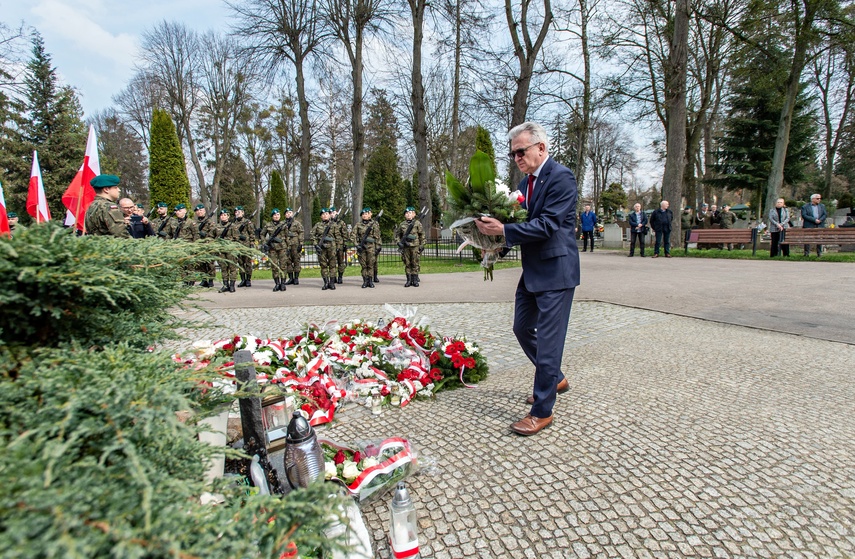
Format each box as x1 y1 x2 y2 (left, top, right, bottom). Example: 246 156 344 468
174 301 855 558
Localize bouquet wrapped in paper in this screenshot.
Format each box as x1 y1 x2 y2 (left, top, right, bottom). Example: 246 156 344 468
321 437 418 504
447 150 527 280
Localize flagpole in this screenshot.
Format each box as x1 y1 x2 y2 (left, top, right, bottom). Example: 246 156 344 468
75 176 85 233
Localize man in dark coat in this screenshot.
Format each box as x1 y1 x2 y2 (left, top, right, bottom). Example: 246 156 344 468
650 200 673 258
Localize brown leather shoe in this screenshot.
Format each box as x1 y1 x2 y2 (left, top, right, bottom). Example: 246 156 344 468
526 378 570 404
510 414 553 436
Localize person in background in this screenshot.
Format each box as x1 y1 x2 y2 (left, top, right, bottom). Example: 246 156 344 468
681 207 693 245
8 212 22 237
128 203 155 238
151 202 172 238
800 193 827 257
84 175 130 238
718 204 736 250
768 198 790 257
628 203 648 257
650 200 673 258
579 204 598 252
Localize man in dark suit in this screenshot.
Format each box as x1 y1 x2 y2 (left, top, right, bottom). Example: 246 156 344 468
650 200 673 257
475 122 580 436
800 193 827 256
628 203 648 257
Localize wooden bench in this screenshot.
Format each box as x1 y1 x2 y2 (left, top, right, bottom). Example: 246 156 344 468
781 228 855 249
686 229 758 255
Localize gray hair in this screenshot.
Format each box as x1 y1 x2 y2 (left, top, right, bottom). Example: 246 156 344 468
508 122 550 151
811 193 821 201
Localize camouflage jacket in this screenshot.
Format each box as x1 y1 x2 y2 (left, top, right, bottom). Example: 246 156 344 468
351 219 381 249
312 220 340 248
196 216 218 240
261 219 289 250
216 220 242 243
395 219 425 249
84 196 130 238
165 217 199 242
151 215 173 238
331 217 348 247
283 218 303 246
233 217 256 247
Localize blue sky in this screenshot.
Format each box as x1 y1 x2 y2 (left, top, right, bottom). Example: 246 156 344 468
4 0 231 117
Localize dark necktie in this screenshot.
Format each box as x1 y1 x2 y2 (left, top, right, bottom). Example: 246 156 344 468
527 174 535 206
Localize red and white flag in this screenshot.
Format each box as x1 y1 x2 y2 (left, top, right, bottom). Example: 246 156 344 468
27 151 51 223
62 124 100 231
0 181 10 237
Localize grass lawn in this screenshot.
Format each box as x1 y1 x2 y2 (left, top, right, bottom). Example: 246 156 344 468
238 258 522 280
672 247 855 262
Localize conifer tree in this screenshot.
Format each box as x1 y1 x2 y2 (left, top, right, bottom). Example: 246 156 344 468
363 144 405 239
149 109 190 209
263 169 288 219
474 125 497 179
219 152 256 211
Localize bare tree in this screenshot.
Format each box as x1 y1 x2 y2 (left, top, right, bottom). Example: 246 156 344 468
587 118 636 210
230 0 330 236
505 0 553 185
407 0 432 232
322 0 390 225
112 71 166 150
198 31 258 208
139 21 208 203
236 102 275 226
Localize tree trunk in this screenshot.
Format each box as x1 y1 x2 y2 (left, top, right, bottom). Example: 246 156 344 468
662 0 689 248
410 0 431 234
295 59 313 238
450 0 462 186
351 32 365 227
182 118 209 205
764 1 818 216
574 0 591 190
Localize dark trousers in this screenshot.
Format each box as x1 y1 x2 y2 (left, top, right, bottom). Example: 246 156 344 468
770 231 789 257
513 282 575 419
581 230 594 251
629 230 645 256
654 230 671 255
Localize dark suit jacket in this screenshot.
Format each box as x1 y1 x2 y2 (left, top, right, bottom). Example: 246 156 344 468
650 209 673 232
800 203 827 228
628 211 648 231
504 157 580 293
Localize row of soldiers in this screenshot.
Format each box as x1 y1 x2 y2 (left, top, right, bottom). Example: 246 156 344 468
82 174 427 290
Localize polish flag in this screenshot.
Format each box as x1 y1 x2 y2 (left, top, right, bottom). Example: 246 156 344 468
0 181 10 237
27 151 51 223
62 125 99 231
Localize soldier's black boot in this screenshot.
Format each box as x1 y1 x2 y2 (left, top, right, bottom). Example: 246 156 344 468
273 279 281 292
404 274 412 287
294 272 300 285
336 274 343 284
368 277 375 288
362 277 369 288
185 281 195 287
279 279 286 292
412 274 420 287
328 277 336 290
285 273 295 285
245 272 251 287
373 271 380 283
219 281 230 293
229 280 236 293
237 273 247 288
322 277 329 290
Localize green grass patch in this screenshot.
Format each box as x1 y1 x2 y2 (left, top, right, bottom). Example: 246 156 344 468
238 258 522 280
674 248 855 262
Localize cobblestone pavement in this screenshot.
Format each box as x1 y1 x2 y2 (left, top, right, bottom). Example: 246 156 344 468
176 302 855 558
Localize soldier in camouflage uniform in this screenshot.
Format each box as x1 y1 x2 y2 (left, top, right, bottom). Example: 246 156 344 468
233 206 256 287
312 207 340 291
162 204 199 286
150 202 172 239
261 208 289 292
84 174 131 237
8 212 23 237
215 209 241 292
329 206 348 284
395 206 425 287
283 207 304 285
194 204 218 287
352 207 381 288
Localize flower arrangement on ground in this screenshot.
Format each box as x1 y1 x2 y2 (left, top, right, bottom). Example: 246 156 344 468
447 149 527 279
177 306 489 427
321 437 417 503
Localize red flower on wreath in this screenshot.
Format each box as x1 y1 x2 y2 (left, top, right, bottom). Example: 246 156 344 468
429 351 441 364
341 335 351 343
352 451 363 463
334 450 346 465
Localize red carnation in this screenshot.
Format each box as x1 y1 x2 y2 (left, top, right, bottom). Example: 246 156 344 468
430 351 440 364
334 449 346 464
454 341 466 352
341 335 351 343
222 343 235 352
465 357 477 369
349 329 357 335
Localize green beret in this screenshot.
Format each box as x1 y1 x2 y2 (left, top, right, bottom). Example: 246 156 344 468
271 208 280 216
90 174 120 188
136 203 144 209
156 202 168 208
219 209 230 215
329 205 337 211
174 203 187 211
194 204 205 211
405 206 415 212
321 207 330 214
7 211 17 218
361 207 371 214
234 206 244 211
285 207 293 212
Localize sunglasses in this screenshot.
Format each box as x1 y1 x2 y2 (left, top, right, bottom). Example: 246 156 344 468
507 143 540 159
